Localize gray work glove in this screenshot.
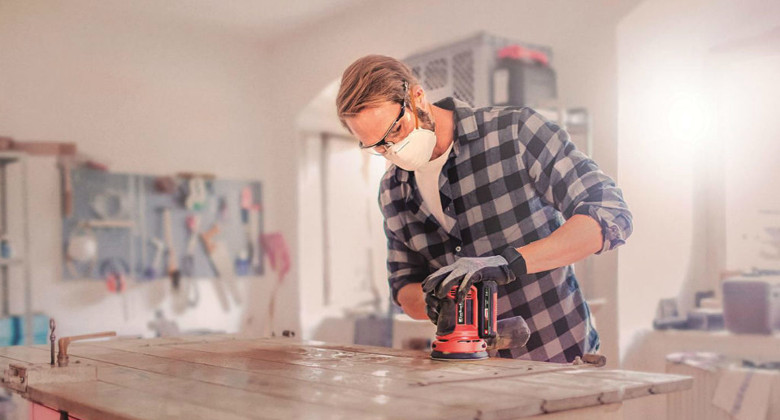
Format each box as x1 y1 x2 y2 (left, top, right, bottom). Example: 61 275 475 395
422 255 515 307
422 256 514 327
422 248 527 327
486 316 531 351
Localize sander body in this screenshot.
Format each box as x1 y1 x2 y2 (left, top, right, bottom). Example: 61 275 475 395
430 281 498 361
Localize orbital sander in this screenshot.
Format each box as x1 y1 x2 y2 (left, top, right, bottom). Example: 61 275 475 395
430 281 498 361
431 280 531 361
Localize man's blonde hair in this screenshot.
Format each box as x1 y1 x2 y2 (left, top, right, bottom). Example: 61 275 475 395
336 55 419 132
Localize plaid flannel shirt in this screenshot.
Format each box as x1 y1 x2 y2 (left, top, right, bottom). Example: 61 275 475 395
379 97 632 363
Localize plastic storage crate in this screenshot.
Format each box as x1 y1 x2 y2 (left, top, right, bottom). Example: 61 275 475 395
403 32 555 108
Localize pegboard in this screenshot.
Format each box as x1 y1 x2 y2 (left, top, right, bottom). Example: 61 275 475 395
62 168 263 281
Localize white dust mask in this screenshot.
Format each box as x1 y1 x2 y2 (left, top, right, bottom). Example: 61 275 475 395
384 128 437 171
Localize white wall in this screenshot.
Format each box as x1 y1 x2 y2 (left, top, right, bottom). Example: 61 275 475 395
617 0 780 371
0 0 300 339
613 3 780 416
617 0 708 364
722 55 780 271
265 0 641 364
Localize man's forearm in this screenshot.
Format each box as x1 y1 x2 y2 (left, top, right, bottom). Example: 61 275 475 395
397 282 429 320
518 214 603 274
401 215 601 319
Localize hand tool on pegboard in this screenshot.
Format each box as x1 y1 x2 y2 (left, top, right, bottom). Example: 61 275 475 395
200 223 236 311
181 215 200 277
143 238 164 280
100 257 130 320
175 215 200 310
162 209 181 290
240 186 263 274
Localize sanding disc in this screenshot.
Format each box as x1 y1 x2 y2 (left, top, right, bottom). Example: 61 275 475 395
430 350 488 361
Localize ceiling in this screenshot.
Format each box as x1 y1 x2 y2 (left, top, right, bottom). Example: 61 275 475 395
111 0 367 40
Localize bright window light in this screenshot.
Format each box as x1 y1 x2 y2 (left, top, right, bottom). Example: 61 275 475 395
667 92 711 144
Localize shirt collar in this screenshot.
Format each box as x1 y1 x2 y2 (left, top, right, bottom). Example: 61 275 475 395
434 97 481 143
393 97 479 183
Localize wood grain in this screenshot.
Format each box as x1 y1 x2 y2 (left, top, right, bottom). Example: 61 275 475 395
1 336 691 420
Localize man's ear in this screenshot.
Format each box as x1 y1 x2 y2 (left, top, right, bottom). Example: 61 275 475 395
411 85 425 105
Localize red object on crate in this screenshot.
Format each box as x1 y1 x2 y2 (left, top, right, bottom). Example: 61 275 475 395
497 45 549 66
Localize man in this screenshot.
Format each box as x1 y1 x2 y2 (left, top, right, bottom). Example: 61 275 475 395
336 55 632 362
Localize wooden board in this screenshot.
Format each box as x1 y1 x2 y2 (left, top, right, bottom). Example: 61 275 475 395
0 336 692 420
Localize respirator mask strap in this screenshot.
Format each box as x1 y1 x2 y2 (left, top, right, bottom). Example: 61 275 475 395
408 83 420 130
386 82 420 156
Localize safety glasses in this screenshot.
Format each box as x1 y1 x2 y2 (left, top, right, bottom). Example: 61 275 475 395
359 81 420 156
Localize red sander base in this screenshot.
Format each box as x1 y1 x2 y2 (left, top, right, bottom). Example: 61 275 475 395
430 284 495 361
430 337 489 361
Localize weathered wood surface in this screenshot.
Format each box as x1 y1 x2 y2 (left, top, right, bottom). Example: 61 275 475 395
0 335 692 420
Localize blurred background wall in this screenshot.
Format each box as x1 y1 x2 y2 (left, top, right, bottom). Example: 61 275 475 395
0 0 286 337
0 0 644 362
0 4 778 408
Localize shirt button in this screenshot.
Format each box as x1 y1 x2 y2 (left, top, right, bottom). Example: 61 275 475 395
455 246 462 253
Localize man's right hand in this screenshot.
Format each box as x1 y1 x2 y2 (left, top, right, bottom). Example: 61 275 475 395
396 283 429 321
397 283 457 337
424 292 444 325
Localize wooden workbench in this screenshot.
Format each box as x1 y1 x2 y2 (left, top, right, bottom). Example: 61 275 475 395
0 335 691 419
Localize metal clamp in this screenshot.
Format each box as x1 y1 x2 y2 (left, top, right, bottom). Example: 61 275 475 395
57 331 116 367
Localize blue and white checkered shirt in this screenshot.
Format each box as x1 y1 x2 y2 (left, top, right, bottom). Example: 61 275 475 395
379 97 632 362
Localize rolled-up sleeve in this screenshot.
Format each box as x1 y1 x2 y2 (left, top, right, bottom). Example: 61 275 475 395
383 220 429 305
518 110 633 254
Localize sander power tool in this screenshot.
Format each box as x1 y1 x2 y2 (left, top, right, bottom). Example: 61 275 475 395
431 281 498 361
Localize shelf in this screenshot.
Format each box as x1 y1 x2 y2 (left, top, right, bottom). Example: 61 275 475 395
0 151 25 165
0 258 23 267
0 150 31 344
624 327 780 374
